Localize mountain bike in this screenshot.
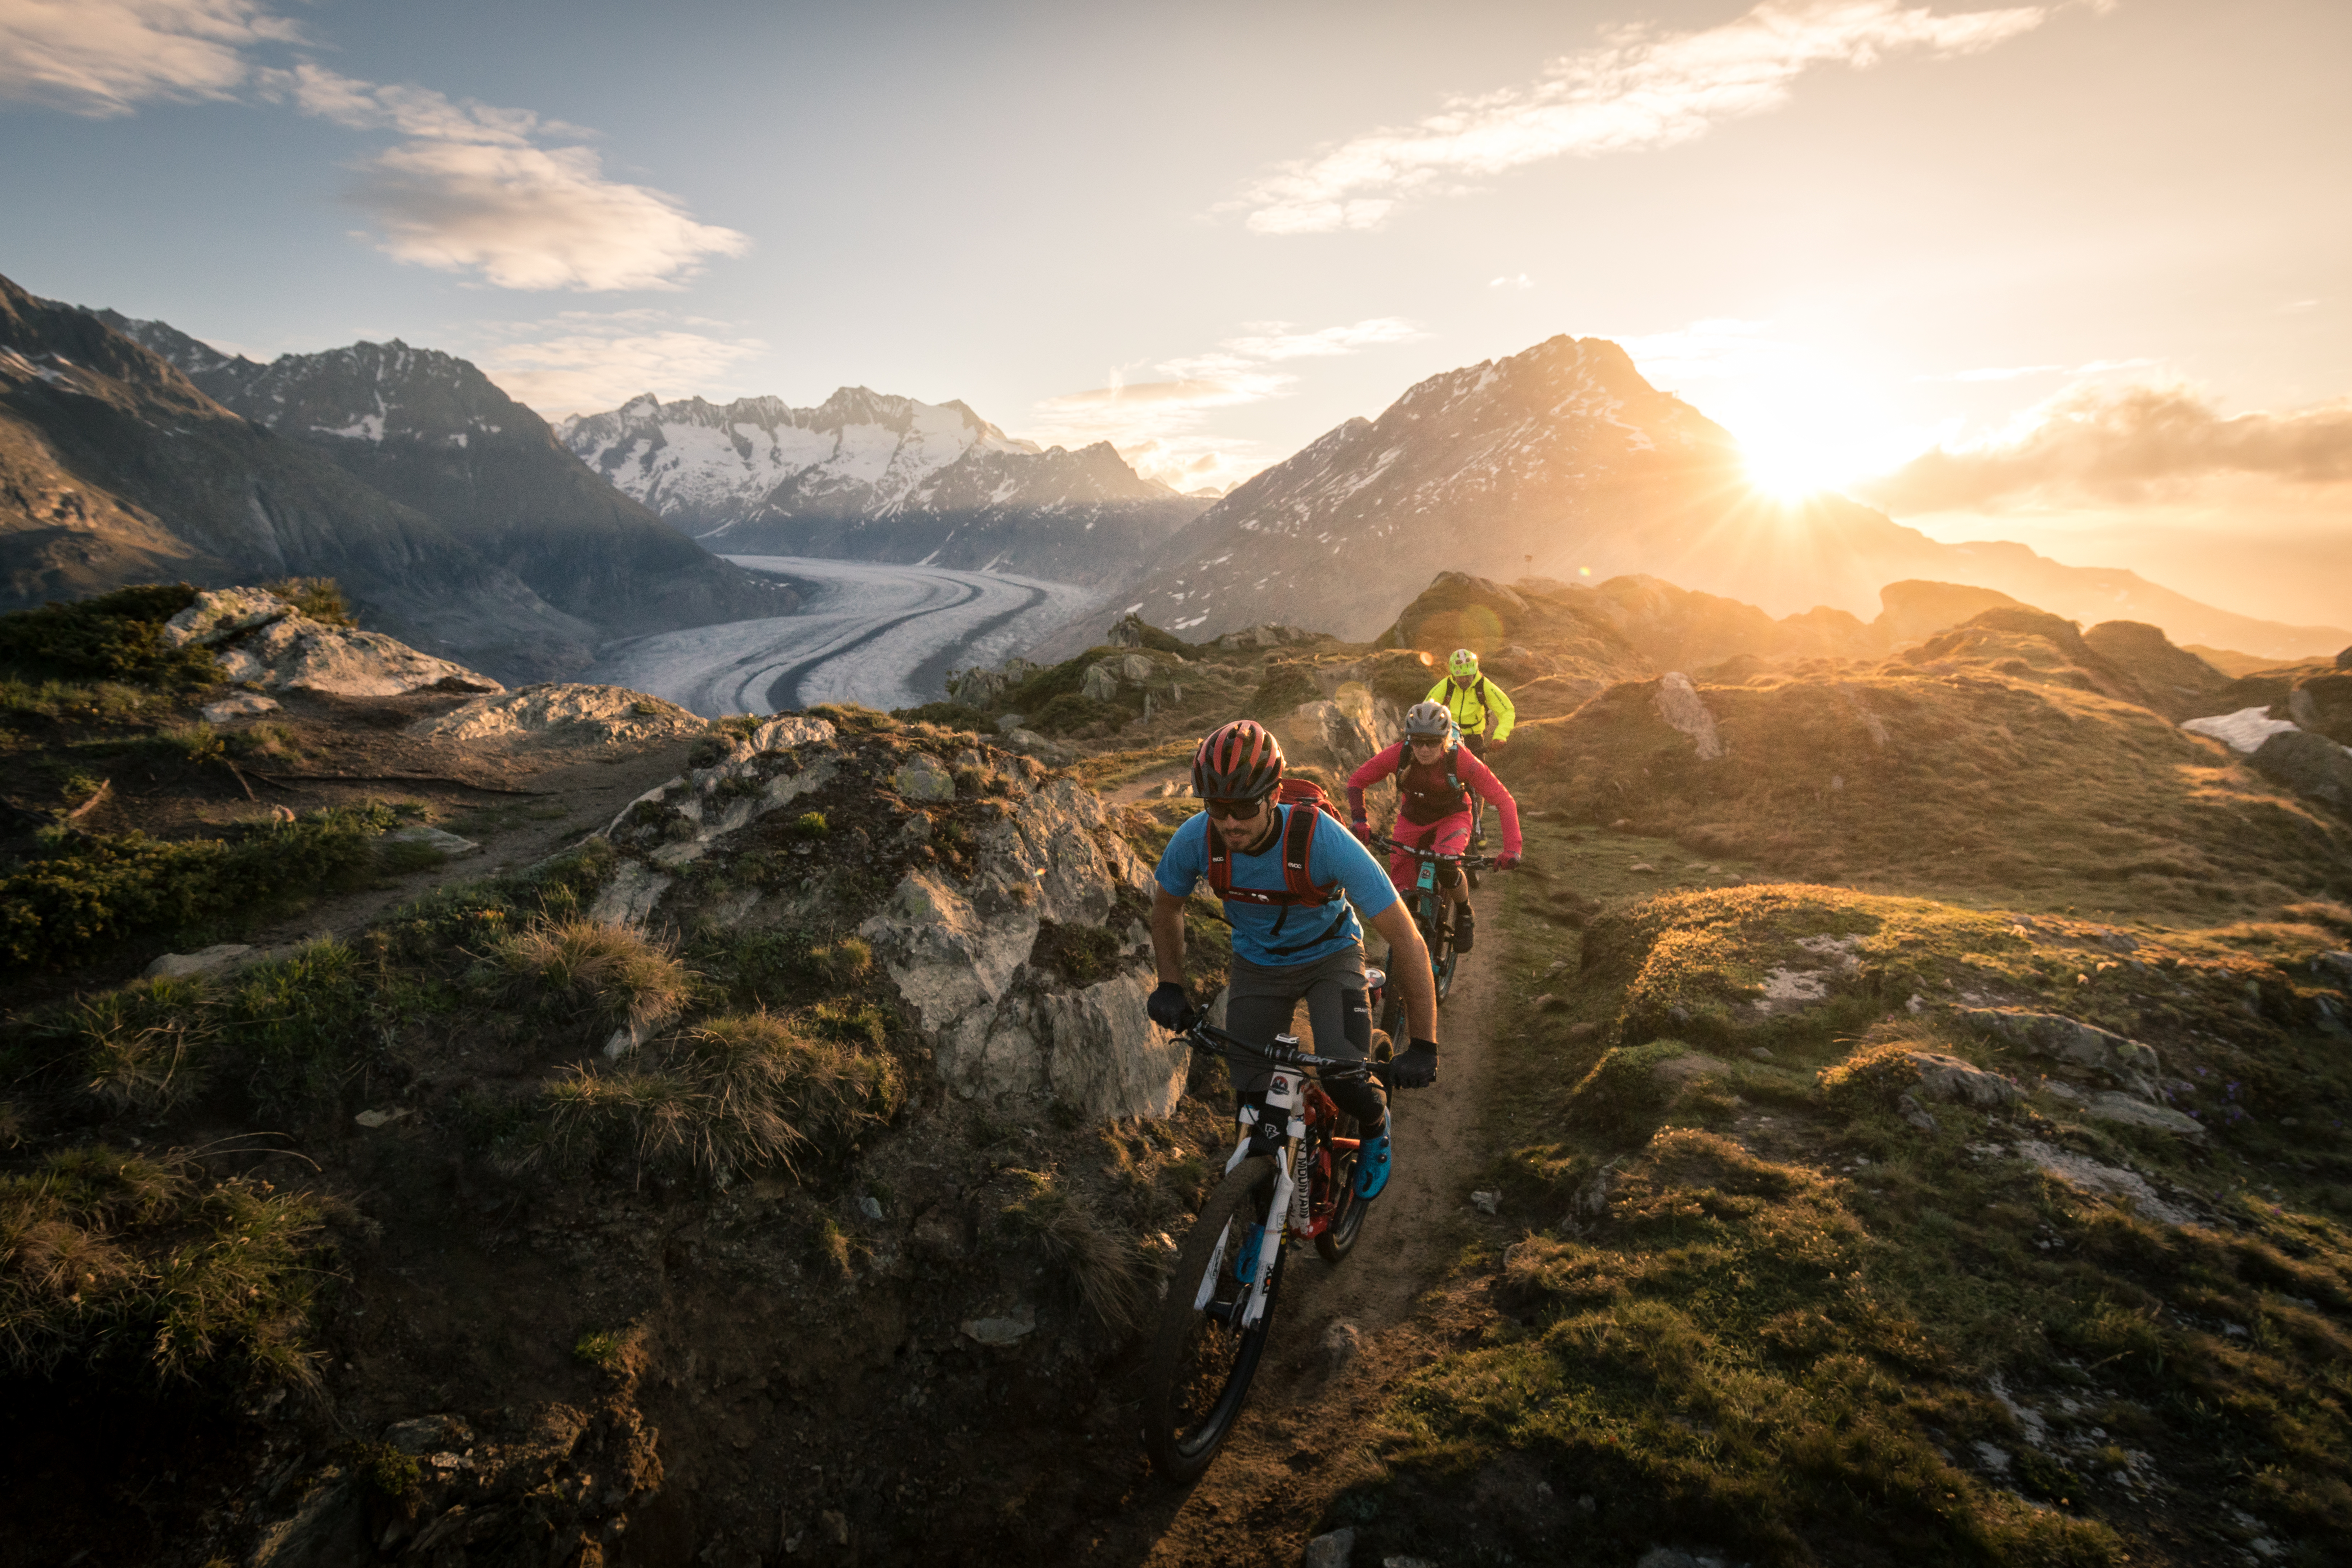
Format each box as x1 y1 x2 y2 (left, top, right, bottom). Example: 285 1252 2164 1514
1369 832 1500 1042
1142 1016 1398 1482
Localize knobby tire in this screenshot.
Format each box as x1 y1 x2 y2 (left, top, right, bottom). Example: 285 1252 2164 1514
1144 1156 1285 1482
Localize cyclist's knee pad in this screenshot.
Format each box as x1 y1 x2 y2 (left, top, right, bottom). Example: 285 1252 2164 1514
1436 860 1465 892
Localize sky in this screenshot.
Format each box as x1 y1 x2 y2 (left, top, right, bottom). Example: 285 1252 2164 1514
1 0 2346 625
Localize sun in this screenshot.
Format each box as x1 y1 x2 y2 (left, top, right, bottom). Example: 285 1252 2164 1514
1740 441 1846 503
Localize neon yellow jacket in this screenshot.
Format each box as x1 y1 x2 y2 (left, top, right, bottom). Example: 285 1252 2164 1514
1425 672 1516 742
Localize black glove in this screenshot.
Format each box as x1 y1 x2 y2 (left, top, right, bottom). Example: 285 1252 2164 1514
1148 982 1195 1031
1394 1039 1440 1088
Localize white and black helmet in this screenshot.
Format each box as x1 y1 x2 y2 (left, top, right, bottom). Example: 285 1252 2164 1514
1403 701 1453 739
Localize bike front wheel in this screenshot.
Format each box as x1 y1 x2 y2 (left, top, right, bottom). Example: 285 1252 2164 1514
1143 1156 1285 1482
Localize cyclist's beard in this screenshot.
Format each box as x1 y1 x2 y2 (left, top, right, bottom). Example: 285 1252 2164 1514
1220 810 1281 858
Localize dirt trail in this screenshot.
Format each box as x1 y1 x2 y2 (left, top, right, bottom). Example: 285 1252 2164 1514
1127 881 1509 1567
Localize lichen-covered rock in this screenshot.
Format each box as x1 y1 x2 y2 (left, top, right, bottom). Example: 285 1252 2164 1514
893 752 956 802
200 692 280 722
160 586 293 648
2085 1092 2205 1138
218 614 500 697
591 721 1175 1119
413 683 698 750
1956 1008 2161 1099
1654 671 1724 759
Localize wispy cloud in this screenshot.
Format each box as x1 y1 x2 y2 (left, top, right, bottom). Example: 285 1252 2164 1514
470 310 767 415
0 0 301 116
1024 317 1426 494
1918 356 2155 382
1236 0 2053 235
1489 273 1534 290
344 141 748 292
1858 383 2352 513
0 3 745 291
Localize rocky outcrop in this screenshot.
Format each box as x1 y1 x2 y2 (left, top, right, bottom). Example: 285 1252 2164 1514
1653 672 1724 760
413 684 702 752
1956 1008 2162 1101
156 585 506 697
2250 729 2352 809
856 774 1179 1118
589 718 1182 1121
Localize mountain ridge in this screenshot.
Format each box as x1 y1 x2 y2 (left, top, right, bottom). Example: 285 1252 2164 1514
105 315 796 649
559 387 1209 586
1034 333 2345 663
0 276 601 679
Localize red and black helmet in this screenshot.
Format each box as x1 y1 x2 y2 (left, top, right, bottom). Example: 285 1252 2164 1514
1192 719 1284 801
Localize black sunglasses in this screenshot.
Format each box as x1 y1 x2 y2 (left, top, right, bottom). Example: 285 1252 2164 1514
1203 795 1271 820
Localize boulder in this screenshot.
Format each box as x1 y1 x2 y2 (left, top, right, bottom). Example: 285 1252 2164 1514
412 684 699 751
200 692 280 722
2085 1092 2205 1138
219 614 501 698
2249 727 2352 808
1906 1051 2018 1109
1081 662 1121 702
2284 672 2352 745
1653 672 1724 760
892 752 957 803
1956 1008 2161 1099
595 723 1177 1120
160 586 293 649
142 942 254 980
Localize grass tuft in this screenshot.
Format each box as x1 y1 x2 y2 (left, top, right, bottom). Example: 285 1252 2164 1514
999 1168 1142 1331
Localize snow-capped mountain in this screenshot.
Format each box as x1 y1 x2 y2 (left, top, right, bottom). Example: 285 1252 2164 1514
101 317 793 657
560 390 1037 530
559 389 1210 586
1052 334 2347 659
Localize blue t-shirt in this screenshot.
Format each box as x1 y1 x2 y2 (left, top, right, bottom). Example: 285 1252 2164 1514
1155 805 1400 968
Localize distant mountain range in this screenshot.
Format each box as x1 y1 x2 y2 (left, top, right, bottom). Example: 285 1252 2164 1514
558 391 1207 586
96 311 792 676
1028 334 2347 662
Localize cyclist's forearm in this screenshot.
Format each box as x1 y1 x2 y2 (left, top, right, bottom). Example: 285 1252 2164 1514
1368 902 1438 1042
1150 889 1189 985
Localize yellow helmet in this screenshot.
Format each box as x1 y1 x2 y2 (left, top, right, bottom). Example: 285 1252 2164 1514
1448 648 1479 679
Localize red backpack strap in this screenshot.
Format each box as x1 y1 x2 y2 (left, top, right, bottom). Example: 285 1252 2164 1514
1278 801 1341 902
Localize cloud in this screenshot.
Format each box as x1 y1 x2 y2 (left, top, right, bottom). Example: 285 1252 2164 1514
1858 383 2352 513
1917 356 2155 382
1237 0 2051 235
346 141 749 291
0 4 743 291
268 62 585 146
1023 317 1425 494
470 310 768 415
1489 273 1533 290
0 0 301 115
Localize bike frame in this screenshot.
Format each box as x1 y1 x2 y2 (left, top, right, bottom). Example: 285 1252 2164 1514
1196 1028 1367 1328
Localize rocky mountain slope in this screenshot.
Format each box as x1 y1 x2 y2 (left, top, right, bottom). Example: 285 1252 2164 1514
0 275 598 681
101 313 794 652
1061 333 2346 662
560 389 1208 586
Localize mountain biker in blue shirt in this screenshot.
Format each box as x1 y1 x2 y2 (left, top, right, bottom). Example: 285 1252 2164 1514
1146 720 1440 1200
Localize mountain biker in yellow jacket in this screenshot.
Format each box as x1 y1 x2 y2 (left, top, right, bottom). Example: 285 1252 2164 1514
1425 648 1515 757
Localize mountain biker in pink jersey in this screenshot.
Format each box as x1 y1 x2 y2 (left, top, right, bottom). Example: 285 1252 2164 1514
1346 701 1523 956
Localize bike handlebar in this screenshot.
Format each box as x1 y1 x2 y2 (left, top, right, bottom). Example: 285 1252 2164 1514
1173 1017 1389 1088
1368 832 1514 871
